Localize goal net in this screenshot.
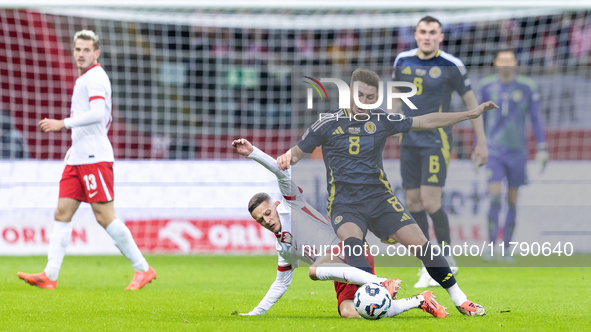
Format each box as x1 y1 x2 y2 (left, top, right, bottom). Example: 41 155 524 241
2 7 590 161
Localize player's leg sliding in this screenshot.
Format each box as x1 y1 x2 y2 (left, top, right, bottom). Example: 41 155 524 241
105 218 156 290
314 265 385 285
416 242 485 316
17 220 73 289
314 266 401 298
385 291 447 318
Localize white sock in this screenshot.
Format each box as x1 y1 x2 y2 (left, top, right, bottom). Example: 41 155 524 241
446 283 468 306
386 294 423 317
105 218 149 272
44 221 73 281
314 265 385 285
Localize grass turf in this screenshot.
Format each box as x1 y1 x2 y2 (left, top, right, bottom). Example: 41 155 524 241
1 255 589 331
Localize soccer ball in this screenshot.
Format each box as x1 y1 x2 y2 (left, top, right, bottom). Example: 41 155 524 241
354 283 392 320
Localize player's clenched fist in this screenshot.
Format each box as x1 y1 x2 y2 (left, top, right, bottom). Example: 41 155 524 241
39 118 65 132
232 138 254 157
277 150 291 170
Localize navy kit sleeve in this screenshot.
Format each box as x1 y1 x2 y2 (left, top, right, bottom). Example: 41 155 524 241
450 62 472 97
384 114 413 136
297 121 327 154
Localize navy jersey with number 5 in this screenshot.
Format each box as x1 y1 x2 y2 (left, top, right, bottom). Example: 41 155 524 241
393 49 472 149
297 108 413 206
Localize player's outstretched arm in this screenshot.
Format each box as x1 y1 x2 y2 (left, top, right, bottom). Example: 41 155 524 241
411 101 498 131
238 268 295 316
232 138 288 179
232 138 301 197
277 145 307 171
232 138 254 156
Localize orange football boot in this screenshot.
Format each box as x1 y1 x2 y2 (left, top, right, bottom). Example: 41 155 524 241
381 279 402 299
420 291 448 318
125 266 157 290
456 300 486 316
17 271 57 289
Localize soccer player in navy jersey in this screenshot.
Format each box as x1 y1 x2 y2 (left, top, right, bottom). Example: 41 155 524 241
479 49 548 261
233 138 446 318
391 16 488 287
277 68 497 316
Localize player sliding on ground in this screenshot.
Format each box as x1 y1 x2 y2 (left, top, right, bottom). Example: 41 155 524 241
17 30 155 290
277 68 498 316
232 138 447 318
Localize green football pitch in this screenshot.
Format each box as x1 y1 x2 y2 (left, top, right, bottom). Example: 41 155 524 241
1 255 589 331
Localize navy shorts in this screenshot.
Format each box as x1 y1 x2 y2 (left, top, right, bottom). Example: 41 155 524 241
486 153 528 187
400 146 449 188
329 191 416 241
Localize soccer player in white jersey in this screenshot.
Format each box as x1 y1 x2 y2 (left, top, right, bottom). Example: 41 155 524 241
17 30 156 290
232 138 447 318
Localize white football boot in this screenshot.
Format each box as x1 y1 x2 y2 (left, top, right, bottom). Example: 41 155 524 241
414 266 434 288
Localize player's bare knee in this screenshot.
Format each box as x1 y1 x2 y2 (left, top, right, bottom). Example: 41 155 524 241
339 301 359 318
54 208 72 222
420 196 441 214
405 196 420 209
404 189 422 211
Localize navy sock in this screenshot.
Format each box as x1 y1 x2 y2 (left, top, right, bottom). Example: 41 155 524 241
416 242 456 288
488 195 501 244
343 237 372 274
488 195 501 243
503 204 517 247
430 208 451 255
410 210 429 240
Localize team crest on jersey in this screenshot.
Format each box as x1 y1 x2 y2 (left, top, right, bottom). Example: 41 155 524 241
334 215 343 224
429 66 442 79
364 122 376 134
512 90 523 102
348 127 361 134
280 231 292 245
415 68 427 76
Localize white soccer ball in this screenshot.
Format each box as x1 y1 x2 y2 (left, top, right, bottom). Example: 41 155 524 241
354 283 392 320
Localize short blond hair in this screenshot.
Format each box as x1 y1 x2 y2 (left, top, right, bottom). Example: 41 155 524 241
73 30 100 50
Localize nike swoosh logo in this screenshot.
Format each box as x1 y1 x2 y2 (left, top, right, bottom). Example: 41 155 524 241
89 192 98 198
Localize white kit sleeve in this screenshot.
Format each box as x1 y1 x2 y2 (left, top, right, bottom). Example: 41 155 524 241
246 267 295 315
63 98 105 129
248 146 300 198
